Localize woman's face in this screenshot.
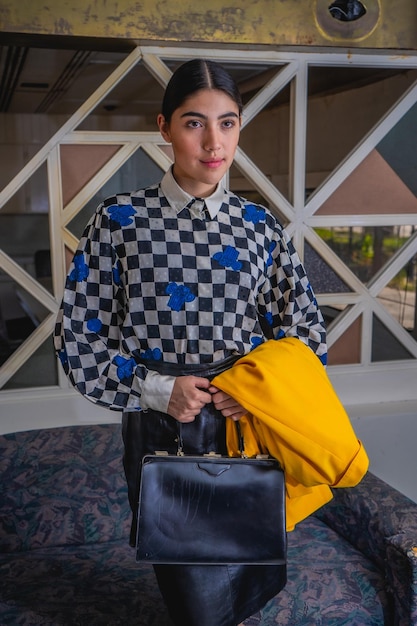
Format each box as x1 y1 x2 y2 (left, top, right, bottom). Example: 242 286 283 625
157 88 241 198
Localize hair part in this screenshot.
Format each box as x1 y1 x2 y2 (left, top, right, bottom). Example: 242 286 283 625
161 59 243 123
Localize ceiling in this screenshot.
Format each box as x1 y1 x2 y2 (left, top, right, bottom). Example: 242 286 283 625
0 36 414 119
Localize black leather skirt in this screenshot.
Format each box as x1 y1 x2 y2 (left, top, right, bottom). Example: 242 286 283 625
122 357 286 626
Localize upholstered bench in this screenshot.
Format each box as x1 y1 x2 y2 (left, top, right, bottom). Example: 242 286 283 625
0 423 416 625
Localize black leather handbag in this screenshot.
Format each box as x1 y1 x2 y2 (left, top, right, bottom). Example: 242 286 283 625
135 422 286 565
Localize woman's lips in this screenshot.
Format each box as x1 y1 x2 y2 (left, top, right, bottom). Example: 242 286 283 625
201 159 224 169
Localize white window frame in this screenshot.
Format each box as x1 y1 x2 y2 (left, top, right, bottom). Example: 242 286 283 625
1 45 417 431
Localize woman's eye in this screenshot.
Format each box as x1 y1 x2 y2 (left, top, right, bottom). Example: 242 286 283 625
222 119 236 129
187 120 203 128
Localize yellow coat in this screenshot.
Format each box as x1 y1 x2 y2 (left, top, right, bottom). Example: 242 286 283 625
211 338 369 532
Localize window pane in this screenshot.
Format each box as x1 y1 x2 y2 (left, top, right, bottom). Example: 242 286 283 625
314 225 415 284
306 66 417 196
372 315 414 362
304 241 351 293
377 260 416 338
0 271 50 365
3 337 58 389
67 147 164 240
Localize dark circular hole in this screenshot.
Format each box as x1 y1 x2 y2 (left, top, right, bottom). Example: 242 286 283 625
328 0 367 22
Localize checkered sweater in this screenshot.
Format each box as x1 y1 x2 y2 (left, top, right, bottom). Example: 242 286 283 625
54 184 327 411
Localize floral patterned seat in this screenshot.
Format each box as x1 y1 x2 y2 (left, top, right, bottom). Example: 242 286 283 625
0 423 416 625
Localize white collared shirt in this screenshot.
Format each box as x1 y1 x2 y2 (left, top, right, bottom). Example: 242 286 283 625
160 167 226 219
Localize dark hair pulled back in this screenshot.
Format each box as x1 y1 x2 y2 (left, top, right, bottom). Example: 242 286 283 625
161 58 243 123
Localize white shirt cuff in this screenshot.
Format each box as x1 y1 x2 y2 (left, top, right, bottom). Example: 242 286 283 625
140 370 176 414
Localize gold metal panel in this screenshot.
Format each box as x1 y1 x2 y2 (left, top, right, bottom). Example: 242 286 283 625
0 0 416 50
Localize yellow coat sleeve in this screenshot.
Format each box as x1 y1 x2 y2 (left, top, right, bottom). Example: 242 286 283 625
212 338 369 530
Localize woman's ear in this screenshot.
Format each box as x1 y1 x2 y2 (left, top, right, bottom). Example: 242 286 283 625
157 114 171 143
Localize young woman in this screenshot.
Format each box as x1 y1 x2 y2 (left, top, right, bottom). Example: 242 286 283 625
55 58 327 626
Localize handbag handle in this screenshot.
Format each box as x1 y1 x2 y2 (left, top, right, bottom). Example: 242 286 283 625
177 420 246 458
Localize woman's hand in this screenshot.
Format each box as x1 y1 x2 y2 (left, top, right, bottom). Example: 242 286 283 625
168 376 213 423
208 385 247 421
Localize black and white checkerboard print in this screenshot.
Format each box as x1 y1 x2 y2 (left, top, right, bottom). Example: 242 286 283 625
54 184 326 410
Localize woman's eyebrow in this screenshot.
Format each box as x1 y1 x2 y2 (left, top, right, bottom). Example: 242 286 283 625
180 111 240 120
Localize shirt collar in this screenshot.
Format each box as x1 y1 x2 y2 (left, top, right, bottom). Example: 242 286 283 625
160 167 225 219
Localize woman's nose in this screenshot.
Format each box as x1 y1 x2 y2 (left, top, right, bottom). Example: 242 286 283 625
203 127 221 152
